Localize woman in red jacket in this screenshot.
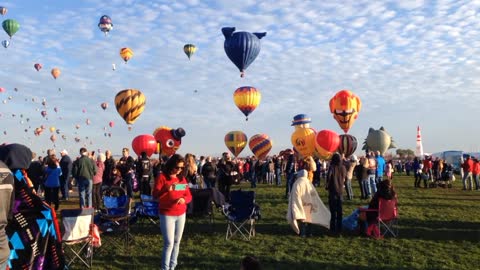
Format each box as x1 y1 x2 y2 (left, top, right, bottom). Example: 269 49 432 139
153 154 192 270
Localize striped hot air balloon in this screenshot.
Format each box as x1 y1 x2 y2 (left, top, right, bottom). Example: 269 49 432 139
120 47 133 63
2 19 19 38
337 134 358 158
248 134 273 160
0 7 7 16
114 89 146 125
183 44 196 60
233 86 261 121
224 131 248 157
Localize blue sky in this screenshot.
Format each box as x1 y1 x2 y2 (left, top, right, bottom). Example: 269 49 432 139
0 0 479 157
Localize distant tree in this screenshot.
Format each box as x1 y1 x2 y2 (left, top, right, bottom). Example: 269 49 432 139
396 149 414 159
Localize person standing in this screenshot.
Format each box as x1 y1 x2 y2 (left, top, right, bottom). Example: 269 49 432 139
152 154 192 270
27 154 44 193
375 151 385 184
59 149 72 200
73 147 96 208
201 156 217 189
217 152 235 201
367 152 377 194
93 154 105 210
345 155 357 200
462 155 474 190
326 153 346 235
285 153 296 199
117 148 136 198
44 155 62 210
0 159 14 270
103 150 115 187
137 152 152 195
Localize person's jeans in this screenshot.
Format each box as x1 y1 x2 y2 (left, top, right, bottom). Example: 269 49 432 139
376 175 383 185
250 172 257 188
368 174 377 194
328 193 343 234
159 213 186 270
286 172 295 197
275 169 282 186
361 178 370 198
92 183 102 210
358 179 365 199
462 172 473 190
60 175 69 199
78 177 93 208
124 172 133 198
345 178 353 200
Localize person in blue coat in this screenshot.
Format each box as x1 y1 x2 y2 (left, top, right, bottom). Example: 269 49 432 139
44 155 62 210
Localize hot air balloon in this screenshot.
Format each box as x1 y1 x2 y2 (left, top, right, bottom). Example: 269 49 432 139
53 107 58 113
86 119 91 125
337 134 358 158
0 7 7 16
34 63 42 71
51 68 61 79
222 27 266 77
56 129 60 134
98 15 113 35
61 134 66 140
109 121 114 128
50 134 56 143
183 44 196 60
291 127 316 158
132 134 157 157
120 47 133 63
0 87 4 93
112 63 116 71
2 19 19 39
114 89 146 125
75 124 80 129
1 40 8 48
74 137 80 143
153 126 186 157
40 111 47 118
314 130 340 160
224 131 248 157
362 127 397 155
233 86 261 121
101 102 108 110
248 134 273 160
49 126 55 133
329 90 362 133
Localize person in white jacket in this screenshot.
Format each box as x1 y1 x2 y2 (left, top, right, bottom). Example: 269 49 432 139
286 169 331 237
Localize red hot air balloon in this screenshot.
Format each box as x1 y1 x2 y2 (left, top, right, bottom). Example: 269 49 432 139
132 134 157 157
34 63 42 71
40 111 47 118
248 134 273 160
315 130 340 160
101 102 108 110
109 121 114 128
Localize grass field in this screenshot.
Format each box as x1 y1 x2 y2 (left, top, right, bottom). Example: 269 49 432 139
61 174 480 270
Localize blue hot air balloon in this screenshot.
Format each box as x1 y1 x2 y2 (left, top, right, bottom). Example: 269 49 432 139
222 27 266 78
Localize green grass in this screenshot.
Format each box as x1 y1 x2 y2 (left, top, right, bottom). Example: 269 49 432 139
62 174 480 269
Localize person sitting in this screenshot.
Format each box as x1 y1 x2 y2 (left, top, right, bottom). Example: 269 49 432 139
359 180 397 238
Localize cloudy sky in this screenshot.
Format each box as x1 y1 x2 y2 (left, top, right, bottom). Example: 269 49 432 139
0 0 479 157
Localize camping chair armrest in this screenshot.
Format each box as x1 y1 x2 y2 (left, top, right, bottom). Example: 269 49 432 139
358 207 378 212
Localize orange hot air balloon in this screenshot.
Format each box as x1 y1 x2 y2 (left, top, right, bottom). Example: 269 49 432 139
51 68 61 79
329 90 361 133
233 86 261 121
120 47 133 63
224 131 248 157
248 134 273 160
314 130 340 160
291 127 316 158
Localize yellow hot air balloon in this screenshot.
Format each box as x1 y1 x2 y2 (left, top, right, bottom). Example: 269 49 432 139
233 86 261 121
224 131 248 157
51 68 61 79
49 126 55 133
291 127 316 158
183 44 196 60
114 89 146 125
120 47 133 63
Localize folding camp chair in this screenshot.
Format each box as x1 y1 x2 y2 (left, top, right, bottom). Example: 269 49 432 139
223 190 260 240
100 186 134 252
361 198 399 238
61 207 95 269
134 194 159 226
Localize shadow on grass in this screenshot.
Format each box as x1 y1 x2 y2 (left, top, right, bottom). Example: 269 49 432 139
399 218 480 242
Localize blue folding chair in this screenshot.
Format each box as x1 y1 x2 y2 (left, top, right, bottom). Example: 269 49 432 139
223 190 260 240
134 194 159 225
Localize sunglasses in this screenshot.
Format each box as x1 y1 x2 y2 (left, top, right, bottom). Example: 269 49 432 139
175 166 184 170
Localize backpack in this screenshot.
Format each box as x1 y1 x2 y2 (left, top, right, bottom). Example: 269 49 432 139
141 159 151 176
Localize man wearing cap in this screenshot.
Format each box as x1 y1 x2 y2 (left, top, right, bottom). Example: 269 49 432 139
72 147 96 208
59 149 72 200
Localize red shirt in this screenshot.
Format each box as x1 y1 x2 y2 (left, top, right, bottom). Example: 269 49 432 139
472 162 480 175
463 159 474 173
152 173 192 216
